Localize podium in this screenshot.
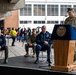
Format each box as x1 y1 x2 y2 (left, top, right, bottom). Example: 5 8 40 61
51 24 76 72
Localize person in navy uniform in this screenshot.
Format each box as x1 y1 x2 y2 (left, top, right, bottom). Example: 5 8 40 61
34 25 52 64
0 29 8 64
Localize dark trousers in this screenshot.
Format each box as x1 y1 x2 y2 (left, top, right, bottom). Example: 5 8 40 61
36 44 51 61
25 44 36 54
12 37 15 46
0 46 8 61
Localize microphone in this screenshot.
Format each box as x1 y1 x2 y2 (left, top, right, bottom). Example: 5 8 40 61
63 15 67 25
61 15 67 25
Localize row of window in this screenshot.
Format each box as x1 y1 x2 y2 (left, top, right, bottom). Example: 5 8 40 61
20 20 62 24
20 4 76 16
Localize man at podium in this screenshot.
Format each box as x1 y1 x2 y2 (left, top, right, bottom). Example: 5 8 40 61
64 8 76 28
64 8 76 61
51 8 76 72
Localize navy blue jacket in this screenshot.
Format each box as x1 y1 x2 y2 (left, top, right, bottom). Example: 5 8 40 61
0 35 6 47
36 31 52 45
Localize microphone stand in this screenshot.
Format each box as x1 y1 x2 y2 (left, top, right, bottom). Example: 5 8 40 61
39 50 53 69
60 15 67 25
39 60 51 70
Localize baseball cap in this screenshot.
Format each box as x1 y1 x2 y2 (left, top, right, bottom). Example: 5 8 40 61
67 8 74 12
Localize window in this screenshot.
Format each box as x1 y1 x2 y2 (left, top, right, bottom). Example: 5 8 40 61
60 5 71 16
20 21 32 24
60 21 64 24
20 4 32 16
20 8 24 16
34 21 45 24
47 5 58 16
24 21 27 24
34 4 45 16
47 21 59 24
20 21 24 24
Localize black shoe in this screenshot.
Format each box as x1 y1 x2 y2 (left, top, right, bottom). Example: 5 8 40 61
47 59 51 66
12 45 15 46
3 59 8 64
47 59 51 63
34 60 39 64
3 61 7 64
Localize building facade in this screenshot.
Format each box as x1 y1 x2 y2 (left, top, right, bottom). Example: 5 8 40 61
19 0 76 33
0 10 19 31
5 10 19 28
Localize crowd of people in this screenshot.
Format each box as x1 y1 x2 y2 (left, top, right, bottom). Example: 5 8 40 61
0 7 75 65
0 25 53 65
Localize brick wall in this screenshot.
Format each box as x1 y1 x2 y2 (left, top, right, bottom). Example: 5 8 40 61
4 10 19 29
